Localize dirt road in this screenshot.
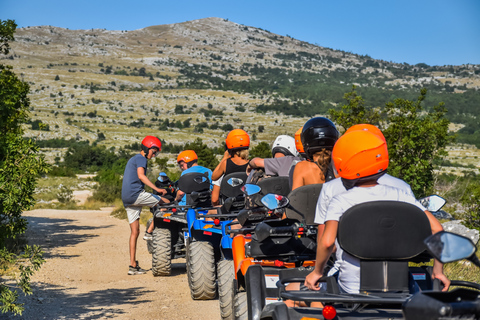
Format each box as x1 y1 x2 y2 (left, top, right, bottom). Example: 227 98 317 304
8 208 220 320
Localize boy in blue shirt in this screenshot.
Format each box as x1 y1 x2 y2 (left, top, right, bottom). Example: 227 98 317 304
175 150 212 205
121 136 168 275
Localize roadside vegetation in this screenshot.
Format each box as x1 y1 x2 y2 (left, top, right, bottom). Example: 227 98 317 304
0 20 49 315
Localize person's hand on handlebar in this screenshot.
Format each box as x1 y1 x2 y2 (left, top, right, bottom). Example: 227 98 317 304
155 187 167 196
304 268 323 291
433 271 451 292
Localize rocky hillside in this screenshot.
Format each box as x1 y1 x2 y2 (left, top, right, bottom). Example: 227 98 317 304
3 18 480 163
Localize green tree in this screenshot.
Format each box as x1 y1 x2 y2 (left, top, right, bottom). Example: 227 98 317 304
328 85 380 132
460 182 480 231
249 141 272 159
383 88 451 197
183 138 219 169
329 87 450 197
0 19 49 315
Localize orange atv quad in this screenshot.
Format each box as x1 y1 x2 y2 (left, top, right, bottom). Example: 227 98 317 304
230 183 323 320
217 176 291 320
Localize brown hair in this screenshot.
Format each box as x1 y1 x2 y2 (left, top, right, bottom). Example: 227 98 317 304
313 149 332 181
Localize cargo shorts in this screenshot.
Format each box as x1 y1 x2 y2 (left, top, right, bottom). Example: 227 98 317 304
125 190 162 224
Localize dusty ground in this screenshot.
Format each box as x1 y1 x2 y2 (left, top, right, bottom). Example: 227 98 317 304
6 208 220 320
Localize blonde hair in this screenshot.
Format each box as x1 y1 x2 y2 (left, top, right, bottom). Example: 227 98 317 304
228 148 249 160
236 149 249 160
313 149 332 181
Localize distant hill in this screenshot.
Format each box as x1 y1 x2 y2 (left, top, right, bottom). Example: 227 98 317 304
4 17 480 151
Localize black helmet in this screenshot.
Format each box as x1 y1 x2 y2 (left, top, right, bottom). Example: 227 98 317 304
301 117 339 159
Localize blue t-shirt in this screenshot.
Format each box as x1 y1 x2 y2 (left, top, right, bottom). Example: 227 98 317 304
121 154 147 207
179 165 213 205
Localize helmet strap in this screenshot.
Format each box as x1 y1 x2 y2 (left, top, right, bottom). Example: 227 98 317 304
341 170 387 190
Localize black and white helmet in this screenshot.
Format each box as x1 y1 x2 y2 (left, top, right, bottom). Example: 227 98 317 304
271 135 298 157
301 117 339 160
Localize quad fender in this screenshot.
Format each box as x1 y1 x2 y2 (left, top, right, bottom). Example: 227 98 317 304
233 235 249 278
260 302 290 320
186 208 196 237
245 265 267 320
221 234 233 250
220 235 233 260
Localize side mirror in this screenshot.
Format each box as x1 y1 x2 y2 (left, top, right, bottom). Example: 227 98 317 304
228 177 244 187
419 195 446 212
193 175 208 184
261 193 289 211
425 231 478 265
241 184 261 196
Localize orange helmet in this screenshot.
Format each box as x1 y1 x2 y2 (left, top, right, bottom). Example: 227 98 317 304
177 150 198 164
332 130 388 180
294 127 305 155
225 129 250 150
345 124 385 142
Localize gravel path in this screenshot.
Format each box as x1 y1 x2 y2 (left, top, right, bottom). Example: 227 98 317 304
6 208 220 320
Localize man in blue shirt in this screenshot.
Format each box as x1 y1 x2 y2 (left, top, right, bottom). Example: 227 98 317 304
175 150 212 205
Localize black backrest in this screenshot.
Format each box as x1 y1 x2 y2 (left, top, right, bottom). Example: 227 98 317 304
338 201 431 260
177 172 210 194
256 176 291 196
337 201 431 293
220 172 248 199
285 184 323 224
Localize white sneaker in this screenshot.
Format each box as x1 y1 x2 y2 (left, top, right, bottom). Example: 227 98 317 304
143 231 153 241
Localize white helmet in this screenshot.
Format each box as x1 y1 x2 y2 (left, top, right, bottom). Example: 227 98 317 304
272 135 298 157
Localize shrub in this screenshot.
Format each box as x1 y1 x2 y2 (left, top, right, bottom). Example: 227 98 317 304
56 185 74 204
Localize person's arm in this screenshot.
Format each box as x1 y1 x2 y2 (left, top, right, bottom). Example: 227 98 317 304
212 151 229 181
175 190 185 202
211 184 221 206
137 167 166 195
424 210 451 291
304 220 338 290
291 162 305 190
249 158 265 169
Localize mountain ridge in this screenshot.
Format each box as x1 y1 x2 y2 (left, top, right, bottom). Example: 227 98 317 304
3 17 480 166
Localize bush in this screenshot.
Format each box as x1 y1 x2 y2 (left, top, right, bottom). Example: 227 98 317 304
91 169 122 203
460 182 480 231
48 166 76 177
56 185 74 204
249 142 271 159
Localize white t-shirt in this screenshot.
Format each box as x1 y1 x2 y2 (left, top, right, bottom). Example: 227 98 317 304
213 176 223 187
325 184 426 294
314 174 422 225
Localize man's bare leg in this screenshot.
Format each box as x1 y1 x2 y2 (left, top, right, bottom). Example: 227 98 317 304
129 219 140 267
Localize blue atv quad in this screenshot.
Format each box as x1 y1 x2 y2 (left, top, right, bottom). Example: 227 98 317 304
254 197 447 320
185 172 248 301
148 171 211 276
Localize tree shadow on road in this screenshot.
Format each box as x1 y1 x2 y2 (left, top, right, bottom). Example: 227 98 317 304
4 282 155 319
25 216 114 259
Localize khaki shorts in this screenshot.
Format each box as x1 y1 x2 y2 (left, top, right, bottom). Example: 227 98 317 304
125 190 162 224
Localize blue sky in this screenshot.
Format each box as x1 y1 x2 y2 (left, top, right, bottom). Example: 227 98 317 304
1 0 479 66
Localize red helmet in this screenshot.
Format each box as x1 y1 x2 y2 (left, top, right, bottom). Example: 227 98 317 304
225 129 250 150
177 150 198 164
141 136 161 155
